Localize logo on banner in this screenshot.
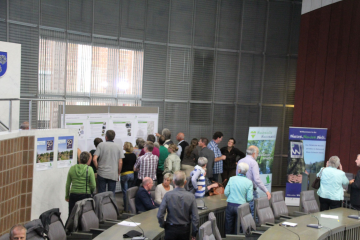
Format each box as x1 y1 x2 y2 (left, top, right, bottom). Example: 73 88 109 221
290 142 303 158
0 52 7 77
250 131 256 139
67 139 73 149
47 140 54 151
266 175 271 184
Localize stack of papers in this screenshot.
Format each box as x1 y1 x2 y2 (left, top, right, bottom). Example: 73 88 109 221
118 221 141 226
281 222 298 227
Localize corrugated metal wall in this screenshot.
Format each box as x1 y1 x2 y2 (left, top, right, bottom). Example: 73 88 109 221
0 0 301 186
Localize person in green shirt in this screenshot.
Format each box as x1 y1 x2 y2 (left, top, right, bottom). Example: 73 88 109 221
157 135 169 184
65 151 96 217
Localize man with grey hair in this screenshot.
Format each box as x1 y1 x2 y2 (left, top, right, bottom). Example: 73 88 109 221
156 128 173 148
237 145 271 218
135 177 159 213
224 162 253 234
157 171 199 240
9 224 26 240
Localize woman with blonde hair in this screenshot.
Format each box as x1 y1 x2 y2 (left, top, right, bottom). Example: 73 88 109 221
121 142 137 209
154 173 174 204
163 144 181 175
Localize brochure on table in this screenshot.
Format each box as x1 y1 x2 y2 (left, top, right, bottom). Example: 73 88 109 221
63 113 158 152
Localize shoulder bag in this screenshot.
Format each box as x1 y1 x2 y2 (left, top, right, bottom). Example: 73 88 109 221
311 168 325 189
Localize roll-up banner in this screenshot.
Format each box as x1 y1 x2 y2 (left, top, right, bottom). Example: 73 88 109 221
247 127 278 198
285 127 327 206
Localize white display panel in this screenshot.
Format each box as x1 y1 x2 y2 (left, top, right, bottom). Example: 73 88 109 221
63 112 158 152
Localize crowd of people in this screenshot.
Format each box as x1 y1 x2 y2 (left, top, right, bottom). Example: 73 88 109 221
62 127 360 238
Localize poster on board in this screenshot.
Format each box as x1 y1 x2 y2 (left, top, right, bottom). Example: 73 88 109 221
36 137 55 171
285 127 327 206
57 136 74 168
247 127 278 198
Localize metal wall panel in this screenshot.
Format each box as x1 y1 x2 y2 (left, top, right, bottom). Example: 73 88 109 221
238 53 263 104
41 0 67 29
9 0 39 24
287 58 297 105
169 0 194 45
235 105 260 151
165 46 191 100
143 44 167 99
142 101 164 132
0 22 6 42
191 49 214 101
194 0 217 48
120 0 145 40
145 0 169 43
263 57 287 105
241 0 267 52
94 0 120 37
214 51 238 103
267 1 292 55
218 0 242 50
189 103 212 141
0 0 6 19
164 102 188 139
290 3 302 55
213 104 235 148
69 0 93 33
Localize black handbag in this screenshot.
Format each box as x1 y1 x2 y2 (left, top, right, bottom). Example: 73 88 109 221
311 168 324 189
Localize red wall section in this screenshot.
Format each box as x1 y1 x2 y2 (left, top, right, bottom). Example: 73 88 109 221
293 0 360 174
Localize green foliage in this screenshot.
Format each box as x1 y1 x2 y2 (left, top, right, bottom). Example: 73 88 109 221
247 140 276 174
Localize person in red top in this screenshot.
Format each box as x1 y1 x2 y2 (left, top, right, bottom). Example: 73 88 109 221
139 134 160 157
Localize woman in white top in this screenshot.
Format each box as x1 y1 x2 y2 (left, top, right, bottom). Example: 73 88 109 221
154 173 174 204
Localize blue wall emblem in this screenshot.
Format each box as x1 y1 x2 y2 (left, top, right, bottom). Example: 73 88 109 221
290 142 303 158
0 52 7 77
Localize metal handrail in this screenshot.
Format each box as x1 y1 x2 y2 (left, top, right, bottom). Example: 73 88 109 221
0 98 66 132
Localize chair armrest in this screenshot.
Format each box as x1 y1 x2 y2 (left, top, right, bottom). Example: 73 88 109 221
105 219 121 223
67 232 93 240
121 213 135 219
89 228 105 238
280 215 293 219
257 226 270 231
223 234 246 239
265 222 275 226
260 224 272 229
252 231 263 235
293 211 307 216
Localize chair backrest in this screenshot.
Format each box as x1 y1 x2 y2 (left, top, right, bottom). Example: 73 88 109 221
208 212 221 240
48 215 67 240
80 200 99 231
270 191 289 219
237 203 256 234
0 233 9 240
199 221 216 240
93 191 119 221
185 176 192 191
24 219 45 240
300 190 319 214
255 197 275 225
127 186 139 214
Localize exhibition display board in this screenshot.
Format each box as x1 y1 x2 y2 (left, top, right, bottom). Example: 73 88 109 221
285 127 327 206
247 127 278 197
61 106 159 152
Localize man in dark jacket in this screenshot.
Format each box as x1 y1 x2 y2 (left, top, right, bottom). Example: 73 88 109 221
349 154 360 210
220 138 245 183
135 177 159 213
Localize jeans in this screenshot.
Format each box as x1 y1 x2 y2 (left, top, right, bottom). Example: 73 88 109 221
120 173 134 211
225 203 241 235
97 174 117 196
249 190 259 221
212 174 219 182
164 223 191 240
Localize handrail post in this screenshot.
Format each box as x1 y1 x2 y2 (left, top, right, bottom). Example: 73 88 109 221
8 100 12 132
29 100 32 130
62 101 66 128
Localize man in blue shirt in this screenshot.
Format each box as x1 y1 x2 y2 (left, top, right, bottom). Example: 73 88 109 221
135 177 159 213
207 131 226 182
